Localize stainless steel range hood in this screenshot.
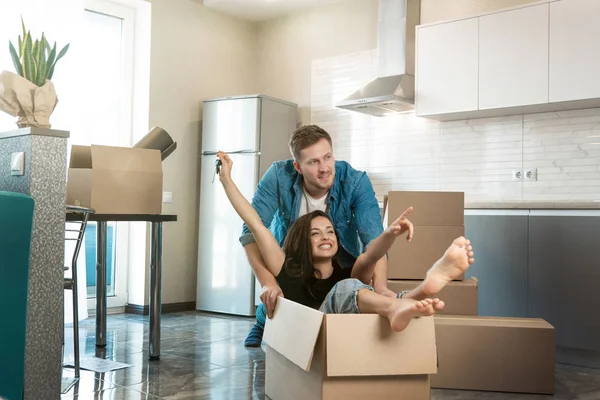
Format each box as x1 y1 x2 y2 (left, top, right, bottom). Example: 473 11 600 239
336 0 420 117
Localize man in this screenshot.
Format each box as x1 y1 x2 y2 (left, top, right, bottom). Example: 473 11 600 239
240 124 405 347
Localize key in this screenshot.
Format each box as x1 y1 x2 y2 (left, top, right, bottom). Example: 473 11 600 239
212 158 222 183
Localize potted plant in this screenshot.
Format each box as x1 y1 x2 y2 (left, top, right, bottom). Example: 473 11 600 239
0 18 69 129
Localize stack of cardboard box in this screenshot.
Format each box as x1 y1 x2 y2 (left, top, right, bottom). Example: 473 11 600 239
383 191 478 316
262 190 556 399
384 191 556 396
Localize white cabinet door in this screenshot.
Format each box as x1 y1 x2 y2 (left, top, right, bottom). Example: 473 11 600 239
416 18 479 116
549 0 600 102
479 4 549 109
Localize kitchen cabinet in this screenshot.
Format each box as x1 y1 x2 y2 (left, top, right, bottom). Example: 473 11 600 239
416 17 479 116
528 211 600 368
478 4 549 110
464 209 600 369
464 211 529 318
549 0 600 102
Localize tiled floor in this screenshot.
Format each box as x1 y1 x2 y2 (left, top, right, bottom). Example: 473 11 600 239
61 311 600 399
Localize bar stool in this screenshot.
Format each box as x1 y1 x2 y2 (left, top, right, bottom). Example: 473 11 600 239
64 205 94 379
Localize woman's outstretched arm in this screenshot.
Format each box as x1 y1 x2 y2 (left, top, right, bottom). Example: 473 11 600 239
216 151 285 277
351 207 414 284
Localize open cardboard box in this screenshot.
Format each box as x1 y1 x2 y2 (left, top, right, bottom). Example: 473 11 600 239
66 145 163 214
264 298 438 400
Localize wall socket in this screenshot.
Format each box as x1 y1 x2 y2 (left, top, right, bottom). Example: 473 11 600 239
512 169 523 181
525 168 538 181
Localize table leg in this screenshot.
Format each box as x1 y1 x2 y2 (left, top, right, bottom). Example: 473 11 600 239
96 221 107 347
149 221 163 360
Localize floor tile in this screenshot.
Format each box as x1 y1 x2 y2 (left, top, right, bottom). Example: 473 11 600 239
61 311 600 400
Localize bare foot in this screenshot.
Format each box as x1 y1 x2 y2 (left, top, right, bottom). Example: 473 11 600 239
423 236 474 296
387 298 443 332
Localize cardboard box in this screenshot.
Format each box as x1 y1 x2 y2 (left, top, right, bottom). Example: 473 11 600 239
384 191 465 280
432 315 555 394
387 191 464 226
387 278 478 316
264 298 437 400
387 225 465 280
67 145 163 214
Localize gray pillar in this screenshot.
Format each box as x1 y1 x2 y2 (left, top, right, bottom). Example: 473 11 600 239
0 127 69 399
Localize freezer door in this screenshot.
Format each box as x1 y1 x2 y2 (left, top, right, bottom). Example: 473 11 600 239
202 97 261 152
196 152 259 316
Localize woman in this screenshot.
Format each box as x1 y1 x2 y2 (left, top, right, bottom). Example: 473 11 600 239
216 151 474 332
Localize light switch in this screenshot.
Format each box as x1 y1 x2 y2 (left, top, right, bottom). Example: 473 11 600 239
163 192 173 203
11 152 24 176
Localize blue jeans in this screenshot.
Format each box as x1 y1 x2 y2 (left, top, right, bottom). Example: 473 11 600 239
318 278 373 313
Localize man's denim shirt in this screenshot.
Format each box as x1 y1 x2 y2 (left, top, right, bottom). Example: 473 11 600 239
239 160 383 265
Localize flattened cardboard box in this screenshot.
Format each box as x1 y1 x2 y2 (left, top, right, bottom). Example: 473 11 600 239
67 145 163 214
264 298 437 400
432 315 555 394
387 279 478 316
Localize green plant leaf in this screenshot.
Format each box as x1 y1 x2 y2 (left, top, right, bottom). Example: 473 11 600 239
56 43 69 60
20 32 28 58
18 35 22 57
31 39 41 84
9 41 23 76
23 33 34 82
48 43 69 80
46 42 56 80
37 34 47 85
21 17 27 44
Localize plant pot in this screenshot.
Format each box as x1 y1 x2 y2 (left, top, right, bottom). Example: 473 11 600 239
0 70 58 128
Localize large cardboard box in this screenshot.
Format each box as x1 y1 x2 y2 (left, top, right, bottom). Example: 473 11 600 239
67 145 163 214
387 225 465 280
387 278 478 316
432 315 555 394
264 298 437 400
384 191 465 280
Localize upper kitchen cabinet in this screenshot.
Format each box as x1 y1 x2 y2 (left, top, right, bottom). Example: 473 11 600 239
549 0 600 103
478 4 549 110
416 17 479 116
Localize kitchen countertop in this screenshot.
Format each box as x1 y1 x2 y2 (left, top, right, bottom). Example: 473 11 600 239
464 201 600 210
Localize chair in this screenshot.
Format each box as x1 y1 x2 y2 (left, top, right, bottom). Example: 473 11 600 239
64 205 94 380
0 191 34 400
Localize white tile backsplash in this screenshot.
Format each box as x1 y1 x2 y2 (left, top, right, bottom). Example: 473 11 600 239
311 50 600 205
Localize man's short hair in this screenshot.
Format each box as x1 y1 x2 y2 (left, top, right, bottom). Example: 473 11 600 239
288 124 333 161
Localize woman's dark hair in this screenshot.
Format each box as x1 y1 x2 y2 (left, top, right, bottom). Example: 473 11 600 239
282 210 339 297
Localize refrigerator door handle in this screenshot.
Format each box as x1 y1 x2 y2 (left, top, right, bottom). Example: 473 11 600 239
202 149 261 156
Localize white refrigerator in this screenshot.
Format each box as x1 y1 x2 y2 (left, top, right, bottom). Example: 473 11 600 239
196 95 297 316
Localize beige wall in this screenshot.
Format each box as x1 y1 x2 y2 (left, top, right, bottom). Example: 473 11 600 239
256 0 379 124
147 0 257 304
